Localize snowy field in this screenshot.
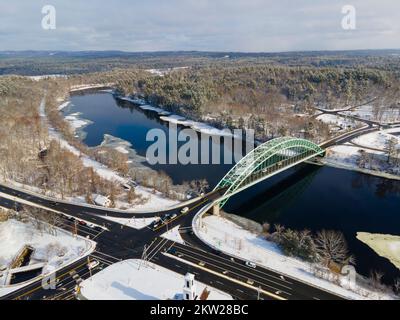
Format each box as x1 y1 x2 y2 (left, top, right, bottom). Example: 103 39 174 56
316 114 360 129
196 215 394 300
341 105 400 123
352 130 400 150
79 259 232 300
0 218 94 295
325 143 400 176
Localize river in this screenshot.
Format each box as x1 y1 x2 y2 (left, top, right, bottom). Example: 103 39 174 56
65 90 400 284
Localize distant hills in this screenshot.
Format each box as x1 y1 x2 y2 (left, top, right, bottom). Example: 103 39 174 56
1 49 399 76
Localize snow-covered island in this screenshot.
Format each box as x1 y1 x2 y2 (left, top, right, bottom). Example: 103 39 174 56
357 232 400 271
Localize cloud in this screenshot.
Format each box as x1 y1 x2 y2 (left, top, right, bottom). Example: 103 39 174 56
0 0 399 52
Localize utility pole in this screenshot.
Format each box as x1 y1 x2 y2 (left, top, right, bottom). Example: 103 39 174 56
87 256 92 280
140 244 149 269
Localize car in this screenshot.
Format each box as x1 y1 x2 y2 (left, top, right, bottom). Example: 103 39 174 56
167 247 176 254
78 220 86 226
152 222 161 229
170 213 177 219
180 207 189 214
245 261 257 269
0 265 7 272
72 274 80 280
87 260 100 270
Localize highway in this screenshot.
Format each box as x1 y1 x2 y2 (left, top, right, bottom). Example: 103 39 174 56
0 185 343 301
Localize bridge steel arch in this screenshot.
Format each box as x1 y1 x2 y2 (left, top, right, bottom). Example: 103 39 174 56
214 137 325 208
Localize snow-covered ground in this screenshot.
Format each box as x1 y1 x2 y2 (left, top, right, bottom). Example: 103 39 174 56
316 114 360 129
325 143 400 177
102 216 159 230
29 75 68 81
0 218 94 295
160 115 236 137
196 215 394 300
352 130 400 150
321 126 400 177
341 105 400 123
57 101 70 111
70 83 114 92
79 259 232 300
161 225 185 244
325 144 377 167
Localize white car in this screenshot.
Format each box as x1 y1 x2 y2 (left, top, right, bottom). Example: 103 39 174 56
87 260 100 270
180 207 189 214
245 261 257 269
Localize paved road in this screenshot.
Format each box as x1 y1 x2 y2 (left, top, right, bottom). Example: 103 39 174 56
0 189 343 301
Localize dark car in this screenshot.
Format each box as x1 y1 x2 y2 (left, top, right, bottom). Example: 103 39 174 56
167 247 176 254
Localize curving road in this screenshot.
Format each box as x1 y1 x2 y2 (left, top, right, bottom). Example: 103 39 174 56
0 182 344 301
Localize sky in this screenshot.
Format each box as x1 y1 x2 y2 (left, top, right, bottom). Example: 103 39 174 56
0 0 399 52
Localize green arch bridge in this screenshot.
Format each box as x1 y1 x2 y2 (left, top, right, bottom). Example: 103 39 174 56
213 137 325 208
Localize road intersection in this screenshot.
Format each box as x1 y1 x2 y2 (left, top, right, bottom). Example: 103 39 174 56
0 182 343 301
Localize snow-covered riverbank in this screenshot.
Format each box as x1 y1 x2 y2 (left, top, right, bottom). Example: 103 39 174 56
196 215 396 300
323 127 400 180
40 96 180 212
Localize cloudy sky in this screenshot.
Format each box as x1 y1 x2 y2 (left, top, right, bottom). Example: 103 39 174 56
0 0 399 52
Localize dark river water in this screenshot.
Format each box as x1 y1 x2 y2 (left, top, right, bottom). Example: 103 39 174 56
67 91 400 284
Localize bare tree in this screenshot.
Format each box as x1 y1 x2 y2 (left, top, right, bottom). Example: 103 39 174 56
273 224 285 242
315 230 350 267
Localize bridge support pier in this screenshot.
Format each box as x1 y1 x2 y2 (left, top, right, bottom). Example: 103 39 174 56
212 204 220 216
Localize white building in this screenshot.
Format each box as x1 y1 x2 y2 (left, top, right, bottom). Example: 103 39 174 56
93 195 111 208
